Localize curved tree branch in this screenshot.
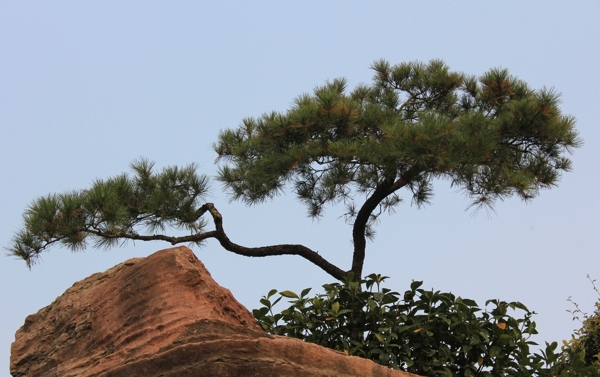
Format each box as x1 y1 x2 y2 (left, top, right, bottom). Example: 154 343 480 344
204 203 347 281
88 203 348 281
350 168 421 279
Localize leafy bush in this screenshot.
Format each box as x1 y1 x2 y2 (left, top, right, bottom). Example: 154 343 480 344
253 273 560 376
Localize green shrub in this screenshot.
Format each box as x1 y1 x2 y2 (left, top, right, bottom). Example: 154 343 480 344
551 275 600 376
253 273 560 376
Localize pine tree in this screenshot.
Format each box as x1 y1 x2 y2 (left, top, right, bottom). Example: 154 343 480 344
8 60 581 280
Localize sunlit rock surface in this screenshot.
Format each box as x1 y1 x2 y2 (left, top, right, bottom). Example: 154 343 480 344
11 246 417 377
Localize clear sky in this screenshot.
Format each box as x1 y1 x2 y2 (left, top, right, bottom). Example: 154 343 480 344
1 1 599 374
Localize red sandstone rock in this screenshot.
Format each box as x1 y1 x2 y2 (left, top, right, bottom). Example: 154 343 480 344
10 246 418 377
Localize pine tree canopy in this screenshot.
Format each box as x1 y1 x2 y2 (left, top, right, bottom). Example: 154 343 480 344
213 59 581 278
8 60 581 280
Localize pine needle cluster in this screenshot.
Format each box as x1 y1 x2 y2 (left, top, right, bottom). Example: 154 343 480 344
9 158 211 268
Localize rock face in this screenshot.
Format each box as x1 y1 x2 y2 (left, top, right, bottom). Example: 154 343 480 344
11 246 418 377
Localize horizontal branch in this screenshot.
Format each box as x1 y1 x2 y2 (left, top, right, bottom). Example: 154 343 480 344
87 229 219 245
89 203 348 281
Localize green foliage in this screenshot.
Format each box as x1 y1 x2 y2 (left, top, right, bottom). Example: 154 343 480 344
551 275 600 376
215 59 581 226
8 158 211 268
253 274 561 376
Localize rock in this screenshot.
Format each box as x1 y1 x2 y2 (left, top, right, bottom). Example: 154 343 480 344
10 246 418 377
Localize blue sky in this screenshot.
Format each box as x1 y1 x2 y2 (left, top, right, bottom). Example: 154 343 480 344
1 1 599 374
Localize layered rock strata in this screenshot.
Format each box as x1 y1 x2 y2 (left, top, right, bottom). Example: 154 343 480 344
11 246 417 377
